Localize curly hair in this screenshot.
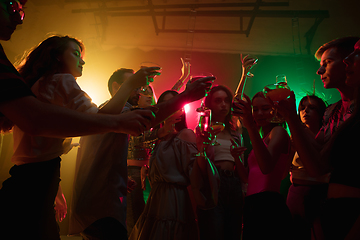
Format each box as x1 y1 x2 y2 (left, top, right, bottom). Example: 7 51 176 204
16 35 85 87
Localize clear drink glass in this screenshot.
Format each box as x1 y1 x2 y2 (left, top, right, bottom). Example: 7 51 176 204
190 73 215 156
211 121 225 146
263 75 291 123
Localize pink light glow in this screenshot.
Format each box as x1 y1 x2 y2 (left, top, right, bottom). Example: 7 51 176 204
184 104 190 113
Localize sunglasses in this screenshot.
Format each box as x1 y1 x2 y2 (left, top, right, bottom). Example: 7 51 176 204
2 0 25 21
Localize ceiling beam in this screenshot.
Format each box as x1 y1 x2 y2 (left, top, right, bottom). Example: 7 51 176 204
71 1 290 13
105 10 329 18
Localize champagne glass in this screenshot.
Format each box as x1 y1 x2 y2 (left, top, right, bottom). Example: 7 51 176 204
263 74 291 123
232 55 258 117
242 54 258 78
190 73 214 156
139 62 162 92
210 121 225 146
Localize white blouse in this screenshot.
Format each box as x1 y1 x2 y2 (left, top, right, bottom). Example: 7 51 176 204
12 74 98 165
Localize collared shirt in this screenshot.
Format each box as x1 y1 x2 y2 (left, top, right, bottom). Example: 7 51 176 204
316 100 354 144
69 102 131 234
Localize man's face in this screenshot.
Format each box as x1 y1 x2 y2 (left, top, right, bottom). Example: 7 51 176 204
0 0 25 41
316 48 347 89
119 72 140 106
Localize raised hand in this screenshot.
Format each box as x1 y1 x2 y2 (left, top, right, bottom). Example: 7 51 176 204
273 91 298 121
127 67 161 90
232 94 255 129
184 76 215 102
180 58 191 81
241 54 258 76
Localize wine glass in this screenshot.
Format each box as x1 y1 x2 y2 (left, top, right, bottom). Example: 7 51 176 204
210 121 225 146
189 72 214 111
263 74 291 123
242 54 258 78
139 62 162 92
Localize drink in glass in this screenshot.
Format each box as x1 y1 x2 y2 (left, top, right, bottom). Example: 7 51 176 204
263 76 291 123
139 62 162 92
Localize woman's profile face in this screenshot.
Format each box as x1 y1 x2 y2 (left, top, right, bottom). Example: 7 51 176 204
59 41 85 78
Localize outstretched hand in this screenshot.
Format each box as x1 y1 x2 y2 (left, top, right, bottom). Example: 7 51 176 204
127 67 161 90
116 108 157 136
185 76 215 102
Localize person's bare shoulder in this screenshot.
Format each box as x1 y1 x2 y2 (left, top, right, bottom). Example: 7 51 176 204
177 128 196 143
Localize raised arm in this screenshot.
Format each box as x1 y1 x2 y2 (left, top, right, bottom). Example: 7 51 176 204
150 76 215 127
233 94 289 174
234 54 258 98
171 58 191 92
99 67 160 114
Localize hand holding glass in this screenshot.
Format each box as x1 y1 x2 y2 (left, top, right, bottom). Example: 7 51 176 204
263 75 291 123
210 121 225 146
140 62 162 92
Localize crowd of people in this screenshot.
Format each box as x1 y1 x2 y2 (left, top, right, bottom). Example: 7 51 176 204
0 1 360 240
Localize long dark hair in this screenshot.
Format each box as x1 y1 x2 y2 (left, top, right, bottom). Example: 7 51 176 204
298 95 327 128
16 35 84 88
204 85 235 133
157 90 187 132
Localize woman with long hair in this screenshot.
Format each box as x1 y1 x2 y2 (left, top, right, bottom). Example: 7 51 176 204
234 91 293 240
0 34 155 240
196 85 247 240
130 90 219 240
